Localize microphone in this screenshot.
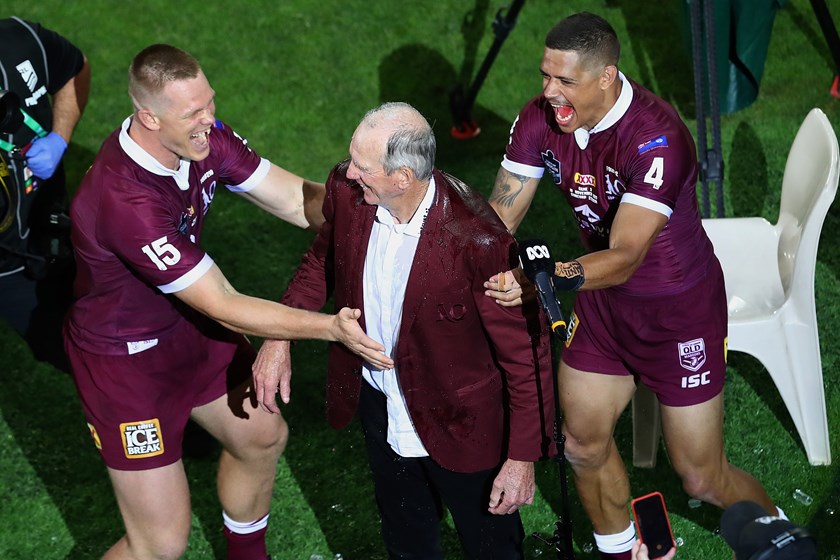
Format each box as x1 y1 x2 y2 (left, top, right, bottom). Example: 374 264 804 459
518 239 566 336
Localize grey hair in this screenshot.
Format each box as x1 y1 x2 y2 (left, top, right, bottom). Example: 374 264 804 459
361 102 436 181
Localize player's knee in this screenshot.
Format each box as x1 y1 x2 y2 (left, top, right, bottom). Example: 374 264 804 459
678 466 719 502
273 415 289 456
128 526 190 560
150 538 189 560
256 414 289 459
562 425 611 469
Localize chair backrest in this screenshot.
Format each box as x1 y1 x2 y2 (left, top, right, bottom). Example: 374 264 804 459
777 108 840 295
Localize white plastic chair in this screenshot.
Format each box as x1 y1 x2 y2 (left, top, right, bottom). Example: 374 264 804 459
633 108 838 467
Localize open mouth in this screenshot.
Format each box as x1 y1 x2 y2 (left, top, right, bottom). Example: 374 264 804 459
190 128 211 149
553 104 575 127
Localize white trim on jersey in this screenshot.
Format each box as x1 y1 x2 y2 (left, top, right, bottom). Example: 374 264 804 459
574 72 634 150
118 117 192 190
620 192 673 219
157 253 215 294
226 158 270 193
501 155 544 179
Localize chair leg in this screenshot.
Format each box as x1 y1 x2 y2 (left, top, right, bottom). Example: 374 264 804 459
729 319 832 466
632 384 661 468
776 322 831 465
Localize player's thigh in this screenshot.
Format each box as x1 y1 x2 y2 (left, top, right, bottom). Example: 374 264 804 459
558 359 636 445
659 393 727 474
191 378 288 460
108 461 191 554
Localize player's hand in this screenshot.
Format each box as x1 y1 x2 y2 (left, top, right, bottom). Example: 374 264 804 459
25 131 67 179
488 459 535 515
484 268 530 307
253 339 292 414
632 539 676 560
333 307 394 370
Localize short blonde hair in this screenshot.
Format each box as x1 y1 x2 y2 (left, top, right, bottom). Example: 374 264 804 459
128 44 201 111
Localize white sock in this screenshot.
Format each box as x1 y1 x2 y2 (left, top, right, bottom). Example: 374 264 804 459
594 522 636 553
222 511 269 535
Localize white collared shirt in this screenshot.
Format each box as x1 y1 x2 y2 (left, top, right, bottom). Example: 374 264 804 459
362 177 436 457
573 71 634 150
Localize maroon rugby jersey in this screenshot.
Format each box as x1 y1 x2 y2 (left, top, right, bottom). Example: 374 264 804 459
503 75 715 296
67 117 268 354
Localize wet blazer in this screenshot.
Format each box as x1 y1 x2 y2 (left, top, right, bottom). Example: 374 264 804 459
282 161 555 472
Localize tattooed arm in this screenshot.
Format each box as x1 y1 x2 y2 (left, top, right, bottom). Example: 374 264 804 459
487 168 541 234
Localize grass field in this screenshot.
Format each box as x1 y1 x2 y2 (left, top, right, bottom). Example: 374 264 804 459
1 1 839 558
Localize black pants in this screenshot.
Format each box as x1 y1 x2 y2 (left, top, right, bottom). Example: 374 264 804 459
358 382 524 559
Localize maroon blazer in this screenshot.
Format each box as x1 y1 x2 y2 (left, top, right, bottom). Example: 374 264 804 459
282 161 555 472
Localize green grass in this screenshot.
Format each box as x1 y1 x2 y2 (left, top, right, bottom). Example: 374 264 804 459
2 0 839 558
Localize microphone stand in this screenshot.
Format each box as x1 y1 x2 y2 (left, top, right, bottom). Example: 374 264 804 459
531 293 575 559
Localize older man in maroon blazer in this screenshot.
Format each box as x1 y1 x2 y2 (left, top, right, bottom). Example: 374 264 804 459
254 102 555 559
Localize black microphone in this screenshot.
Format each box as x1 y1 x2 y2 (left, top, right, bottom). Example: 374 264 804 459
518 239 566 336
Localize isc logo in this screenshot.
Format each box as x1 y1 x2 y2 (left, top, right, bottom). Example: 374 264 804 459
681 371 711 388
526 245 549 260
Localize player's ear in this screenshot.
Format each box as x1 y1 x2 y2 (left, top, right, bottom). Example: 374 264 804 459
136 108 161 131
600 64 618 91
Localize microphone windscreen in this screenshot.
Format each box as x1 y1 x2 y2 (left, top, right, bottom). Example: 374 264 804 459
518 238 555 282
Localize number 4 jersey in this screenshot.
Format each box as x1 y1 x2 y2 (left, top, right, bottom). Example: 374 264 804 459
503 73 716 297
67 117 268 355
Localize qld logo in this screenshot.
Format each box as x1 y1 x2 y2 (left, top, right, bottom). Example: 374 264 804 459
678 338 706 371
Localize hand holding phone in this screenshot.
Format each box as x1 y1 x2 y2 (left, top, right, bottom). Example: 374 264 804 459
631 492 675 559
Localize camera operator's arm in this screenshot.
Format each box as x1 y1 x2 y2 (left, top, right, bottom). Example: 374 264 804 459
51 55 90 144
26 55 90 179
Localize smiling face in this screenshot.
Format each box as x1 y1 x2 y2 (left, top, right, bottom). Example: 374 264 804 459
346 124 403 209
150 71 216 165
540 47 617 133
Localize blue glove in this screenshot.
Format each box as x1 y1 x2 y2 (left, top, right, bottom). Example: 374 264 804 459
25 131 67 179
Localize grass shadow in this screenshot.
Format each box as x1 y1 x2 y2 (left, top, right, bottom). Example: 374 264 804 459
0 325 122 558
727 121 770 218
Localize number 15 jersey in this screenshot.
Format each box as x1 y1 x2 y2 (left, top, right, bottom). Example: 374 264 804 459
67 117 268 355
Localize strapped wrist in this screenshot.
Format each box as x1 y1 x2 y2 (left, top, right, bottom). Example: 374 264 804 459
553 260 585 291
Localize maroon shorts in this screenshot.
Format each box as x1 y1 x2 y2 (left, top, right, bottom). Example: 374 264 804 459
65 318 255 470
562 261 727 406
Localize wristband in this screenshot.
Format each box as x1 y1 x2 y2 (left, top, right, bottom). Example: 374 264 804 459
553 260 585 291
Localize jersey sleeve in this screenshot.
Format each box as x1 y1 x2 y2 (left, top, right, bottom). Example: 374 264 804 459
620 125 696 219
99 181 211 294
501 97 551 179
27 20 85 94
211 120 270 192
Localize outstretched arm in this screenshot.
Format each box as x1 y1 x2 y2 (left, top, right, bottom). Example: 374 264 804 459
238 163 326 231
175 263 393 369
486 202 668 306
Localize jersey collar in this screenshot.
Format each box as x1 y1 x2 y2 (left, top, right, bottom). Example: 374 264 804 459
573 71 633 150
119 116 192 191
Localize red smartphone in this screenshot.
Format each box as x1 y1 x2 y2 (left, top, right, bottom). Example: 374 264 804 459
631 491 675 558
